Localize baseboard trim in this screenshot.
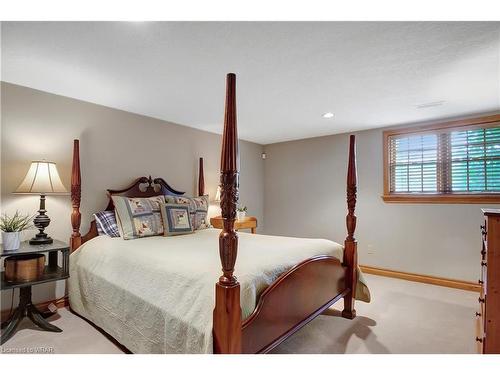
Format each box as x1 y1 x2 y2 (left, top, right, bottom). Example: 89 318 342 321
359 265 481 292
1 296 68 323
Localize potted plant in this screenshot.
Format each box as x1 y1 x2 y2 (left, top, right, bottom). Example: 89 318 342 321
1 211 33 251
236 205 247 221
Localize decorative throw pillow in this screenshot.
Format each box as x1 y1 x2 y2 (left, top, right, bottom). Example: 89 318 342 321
112 195 165 240
94 210 120 237
164 195 209 230
114 209 125 238
160 203 194 236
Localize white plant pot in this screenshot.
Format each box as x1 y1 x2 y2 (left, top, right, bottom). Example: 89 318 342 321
237 211 246 221
2 231 21 251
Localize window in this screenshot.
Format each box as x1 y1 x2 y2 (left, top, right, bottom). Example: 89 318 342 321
383 115 500 203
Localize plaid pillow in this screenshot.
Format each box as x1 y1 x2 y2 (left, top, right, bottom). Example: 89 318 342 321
94 210 120 238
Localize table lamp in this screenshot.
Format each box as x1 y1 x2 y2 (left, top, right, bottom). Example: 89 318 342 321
14 161 68 245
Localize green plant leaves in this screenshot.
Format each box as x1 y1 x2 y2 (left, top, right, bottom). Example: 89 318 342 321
0 211 34 232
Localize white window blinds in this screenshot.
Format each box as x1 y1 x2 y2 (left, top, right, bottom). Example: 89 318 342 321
388 124 500 194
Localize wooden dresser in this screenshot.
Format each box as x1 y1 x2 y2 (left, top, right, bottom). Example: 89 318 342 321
477 209 500 354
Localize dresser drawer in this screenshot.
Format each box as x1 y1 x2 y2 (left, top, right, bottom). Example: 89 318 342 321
476 314 484 354
480 263 487 295
480 221 488 259
481 239 487 259
479 209 500 354
479 286 486 306
481 221 487 238
476 281 485 354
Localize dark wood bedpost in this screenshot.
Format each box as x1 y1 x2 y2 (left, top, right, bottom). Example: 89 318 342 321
213 73 242 354
70 139 82 252
198 157 205 196
342 134 358 320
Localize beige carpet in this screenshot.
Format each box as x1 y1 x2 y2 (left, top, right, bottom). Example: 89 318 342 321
0 274 478 354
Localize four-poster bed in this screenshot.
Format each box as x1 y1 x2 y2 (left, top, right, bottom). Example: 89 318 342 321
68 73 368 354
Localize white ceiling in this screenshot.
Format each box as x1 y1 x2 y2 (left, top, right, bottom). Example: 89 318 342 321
2 22 500 144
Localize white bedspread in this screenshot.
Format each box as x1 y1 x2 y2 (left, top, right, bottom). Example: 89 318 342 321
68 229 370 353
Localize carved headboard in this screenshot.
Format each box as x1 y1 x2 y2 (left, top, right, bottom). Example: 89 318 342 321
70 139 206 251
102 176 185 211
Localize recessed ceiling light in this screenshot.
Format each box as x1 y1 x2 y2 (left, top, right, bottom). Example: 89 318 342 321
322 112 334 119
415 100 446 109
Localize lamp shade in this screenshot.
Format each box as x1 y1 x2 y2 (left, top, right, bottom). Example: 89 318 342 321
214 186 221 202
15 161 68 194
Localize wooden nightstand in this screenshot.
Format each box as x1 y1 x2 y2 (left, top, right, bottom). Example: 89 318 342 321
210 216 257 234
1 240 69 344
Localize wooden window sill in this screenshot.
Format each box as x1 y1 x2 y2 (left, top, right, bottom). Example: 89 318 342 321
381 194 500 204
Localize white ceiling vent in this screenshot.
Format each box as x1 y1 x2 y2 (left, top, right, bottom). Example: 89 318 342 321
415 101 446 109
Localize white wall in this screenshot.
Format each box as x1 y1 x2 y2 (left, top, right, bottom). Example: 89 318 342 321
263 121 500 282
0 82 264 308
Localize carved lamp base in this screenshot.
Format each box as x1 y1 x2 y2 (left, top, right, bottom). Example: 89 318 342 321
29 233 53 245
29 194 53 245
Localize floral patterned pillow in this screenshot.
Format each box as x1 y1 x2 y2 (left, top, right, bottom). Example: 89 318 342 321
164 195 209 230
112 195 165 240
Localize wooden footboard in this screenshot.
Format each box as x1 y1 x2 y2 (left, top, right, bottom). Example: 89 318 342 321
215 73 359 354
242 256 347 354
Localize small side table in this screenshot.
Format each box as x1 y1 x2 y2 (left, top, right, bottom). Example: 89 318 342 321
210 216 258 234
1 240 69 344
